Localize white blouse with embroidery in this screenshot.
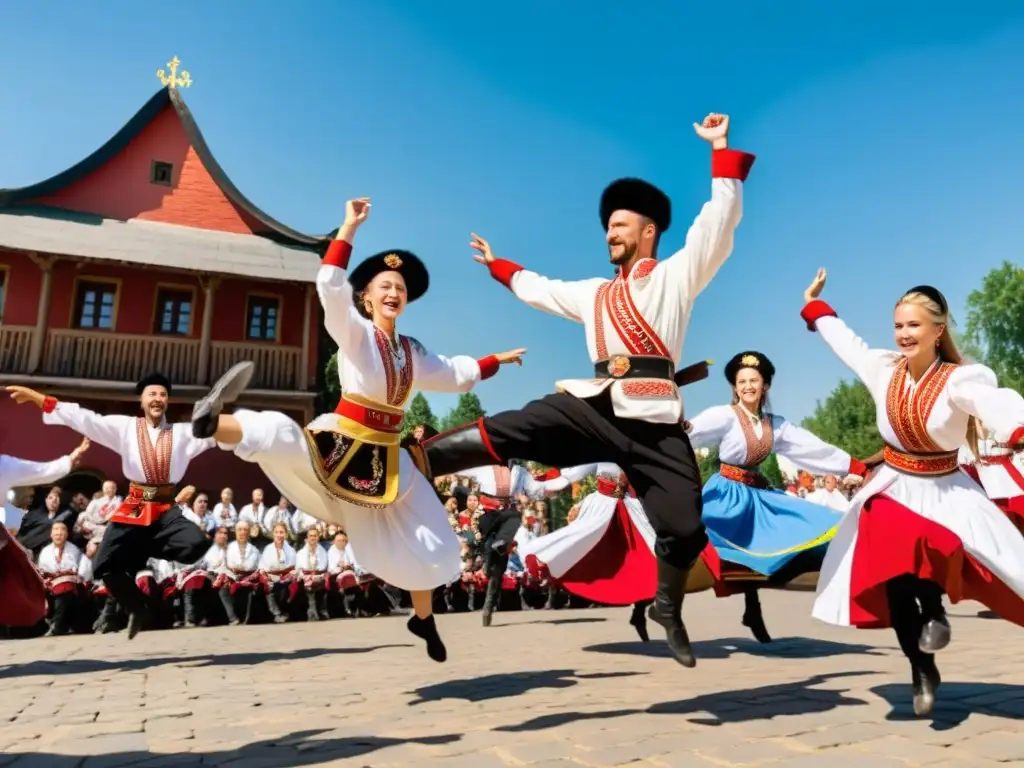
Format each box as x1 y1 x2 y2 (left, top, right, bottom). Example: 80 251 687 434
686 404 855 476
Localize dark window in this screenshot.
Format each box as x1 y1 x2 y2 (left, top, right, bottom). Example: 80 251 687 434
154 288 192 336
246 295 279 341
73 281 117 330
150 160 173 186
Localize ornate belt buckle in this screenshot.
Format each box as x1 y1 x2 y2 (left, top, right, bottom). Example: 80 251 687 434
607 356 631 378
142 486 157 501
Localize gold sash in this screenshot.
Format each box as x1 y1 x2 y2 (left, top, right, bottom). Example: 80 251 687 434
303 394 403 508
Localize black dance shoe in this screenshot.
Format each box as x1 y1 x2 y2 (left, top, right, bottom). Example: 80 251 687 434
629 603 650 643
407 614 447 663
742 590 772 644
191 361 255 439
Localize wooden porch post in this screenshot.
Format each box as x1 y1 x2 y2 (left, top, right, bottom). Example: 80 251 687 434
27 254 56 372
297 283 314 390
197 275 220 385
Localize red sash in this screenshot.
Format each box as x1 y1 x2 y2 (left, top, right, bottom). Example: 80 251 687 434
112 419 174 526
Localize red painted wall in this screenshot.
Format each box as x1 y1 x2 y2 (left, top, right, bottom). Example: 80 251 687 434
28 105 270 236
0 248 312 349
0 397 306 502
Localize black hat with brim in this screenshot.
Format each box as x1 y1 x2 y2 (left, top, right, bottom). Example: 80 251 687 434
136 371 172 396
600 178 672 232
724 351 776 387
349 249 429 303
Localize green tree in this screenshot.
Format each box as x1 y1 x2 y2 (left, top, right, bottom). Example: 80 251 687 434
440 392 487 432
761 454 785 489
697 447 721 484
801 379 883 459
401 392 438 437
963 261 1024 394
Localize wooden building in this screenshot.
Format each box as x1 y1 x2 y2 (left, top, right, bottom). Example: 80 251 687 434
0 79 330 499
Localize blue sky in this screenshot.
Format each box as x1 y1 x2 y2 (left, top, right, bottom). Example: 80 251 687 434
2 2 1023 424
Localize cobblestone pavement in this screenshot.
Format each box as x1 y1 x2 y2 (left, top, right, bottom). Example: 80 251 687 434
2 591 1024 767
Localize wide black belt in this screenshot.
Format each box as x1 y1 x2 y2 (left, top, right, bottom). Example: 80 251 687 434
594 355 674 380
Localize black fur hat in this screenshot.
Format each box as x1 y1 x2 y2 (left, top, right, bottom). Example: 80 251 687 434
349 249 429 303
599 178 671 232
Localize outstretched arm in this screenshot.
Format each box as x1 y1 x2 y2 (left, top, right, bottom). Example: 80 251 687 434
413 340 526 394
683 405 734 452
799 268 898 387
471 233 597 324
317 198 373 354
0 440 88 491
947 365 1024 447
661 114 756 299
773 418 867 477
8 387 127 453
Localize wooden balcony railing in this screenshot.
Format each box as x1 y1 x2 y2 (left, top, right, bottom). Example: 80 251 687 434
0 327 306 392
0 325 33 373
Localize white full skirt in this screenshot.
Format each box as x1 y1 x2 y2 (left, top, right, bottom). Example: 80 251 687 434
813 464 1024 627
229 409 461 592
517 491 655 577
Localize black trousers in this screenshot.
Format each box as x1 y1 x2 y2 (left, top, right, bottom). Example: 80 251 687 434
483 547 510 611
480 390 706 569
93 507 209 614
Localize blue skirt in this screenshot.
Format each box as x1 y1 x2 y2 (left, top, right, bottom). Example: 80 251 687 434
702 472 842 576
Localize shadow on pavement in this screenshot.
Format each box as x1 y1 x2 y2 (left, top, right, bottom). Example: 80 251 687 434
583 635 886 660
496 671 873 731
0 644 412 679
0 729 462 768
493 616 609 627
873 680 1024 730
406 669 647 704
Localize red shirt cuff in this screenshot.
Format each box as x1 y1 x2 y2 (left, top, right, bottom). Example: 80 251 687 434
477 355 500 381
488 259 525 290
800 300 837 331
1008 427 1024 449
323 240 353 269
712 149 756 182
533 468 561 481
42 396 58 414
848 458 868 477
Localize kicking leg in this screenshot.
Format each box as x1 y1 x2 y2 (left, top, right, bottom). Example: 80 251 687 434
190 362 255 440
624 424 706 668
424 393 617 479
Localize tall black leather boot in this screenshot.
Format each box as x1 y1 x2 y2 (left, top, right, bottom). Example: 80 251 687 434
481 572 502 627
424 423 500 480
646 559 696 667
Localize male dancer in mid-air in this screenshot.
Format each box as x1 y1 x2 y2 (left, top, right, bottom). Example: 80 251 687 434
7 370 247 638
425 114 755 667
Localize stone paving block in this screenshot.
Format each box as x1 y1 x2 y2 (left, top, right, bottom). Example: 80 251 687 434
696 738 811 765
955 730 1024 762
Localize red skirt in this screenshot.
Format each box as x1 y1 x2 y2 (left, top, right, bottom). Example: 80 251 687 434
848 494 1024 628
0 526 47 626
